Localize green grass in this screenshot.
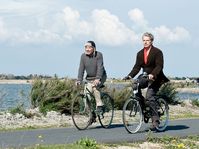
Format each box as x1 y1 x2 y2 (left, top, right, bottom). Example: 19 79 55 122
146 135 199 149
24 137 100 149
0 132 198 149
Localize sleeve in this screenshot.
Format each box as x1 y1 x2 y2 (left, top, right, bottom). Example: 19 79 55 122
128 53 141 78
77 54 85 81
151 50 164 79
96 52 104 80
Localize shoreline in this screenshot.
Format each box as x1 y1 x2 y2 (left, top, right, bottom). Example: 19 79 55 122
0 79 199 93
176 88 199 93
0 79 32 84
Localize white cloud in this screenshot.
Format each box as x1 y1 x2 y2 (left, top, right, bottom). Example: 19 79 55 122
0 0 56 16
11 30 64 44
153 25 191 43
128 8 190 44
62 7 91 36
91 9 134 46
128 8 148 29
60 8 135 46
0 4 191 46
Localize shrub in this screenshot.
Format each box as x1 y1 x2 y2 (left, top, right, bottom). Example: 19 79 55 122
157 82 179 105
30 79 179 114
9 104 26 115
30 78 79 114
106 87 131 110
9 104 34 118
191 99 199 107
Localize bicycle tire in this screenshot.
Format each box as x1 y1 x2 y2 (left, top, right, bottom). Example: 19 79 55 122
122 98 143 133
155 97 169 131
71 94 92 130
98 93 114 128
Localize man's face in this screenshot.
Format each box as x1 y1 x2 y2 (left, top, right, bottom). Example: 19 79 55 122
85 45 94 55
142 36 152 48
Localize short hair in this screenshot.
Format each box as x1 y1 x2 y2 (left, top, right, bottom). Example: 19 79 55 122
142 32 154 42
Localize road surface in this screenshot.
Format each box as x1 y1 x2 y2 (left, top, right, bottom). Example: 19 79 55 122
0 118 199 148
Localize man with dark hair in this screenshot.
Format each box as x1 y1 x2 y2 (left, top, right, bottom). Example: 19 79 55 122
124 32 169 129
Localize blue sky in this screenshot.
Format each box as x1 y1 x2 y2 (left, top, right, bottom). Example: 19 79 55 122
0 0 198 78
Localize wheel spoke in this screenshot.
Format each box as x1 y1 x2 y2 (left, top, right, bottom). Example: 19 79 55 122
98 93 114 128
123 98 143 133
71 94 91 130
155 97 169 131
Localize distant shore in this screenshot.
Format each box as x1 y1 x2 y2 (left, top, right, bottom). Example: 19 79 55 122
0 79 199 93
0 79 32 84
176 88 199 93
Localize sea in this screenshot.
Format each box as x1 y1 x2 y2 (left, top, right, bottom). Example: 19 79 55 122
0 84 199 111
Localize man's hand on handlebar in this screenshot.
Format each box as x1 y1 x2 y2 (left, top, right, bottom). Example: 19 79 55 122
93 79 100 87
148 74 155 81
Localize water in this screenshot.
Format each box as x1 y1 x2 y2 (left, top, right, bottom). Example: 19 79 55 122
0 84 32 110
177 92 199 100
0 84 198 110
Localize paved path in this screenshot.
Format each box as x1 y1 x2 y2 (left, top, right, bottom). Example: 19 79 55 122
0 118 199 148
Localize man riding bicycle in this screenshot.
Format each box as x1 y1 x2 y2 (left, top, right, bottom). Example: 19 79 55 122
124 32 169 129
76 40 107 123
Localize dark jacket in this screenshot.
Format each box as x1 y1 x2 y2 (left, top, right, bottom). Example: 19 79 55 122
128 46 169 86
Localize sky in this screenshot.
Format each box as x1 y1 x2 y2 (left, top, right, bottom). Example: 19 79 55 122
0 0 198 78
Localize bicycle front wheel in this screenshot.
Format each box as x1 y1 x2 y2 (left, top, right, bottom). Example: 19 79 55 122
156 97 169 131
98 93 114 128
71 94 91 130
122 98 143 133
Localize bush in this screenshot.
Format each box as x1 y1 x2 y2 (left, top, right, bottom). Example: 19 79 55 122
30 79 179 114
106 87 131 110
191 99 199 107
9 104 34 118
30 78 79 114
9 104 26 115
157 82 179 105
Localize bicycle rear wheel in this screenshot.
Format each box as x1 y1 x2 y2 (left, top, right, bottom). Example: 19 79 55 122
71 94 91 130
122 98 143 133
98 93 114 128
155 97 169 131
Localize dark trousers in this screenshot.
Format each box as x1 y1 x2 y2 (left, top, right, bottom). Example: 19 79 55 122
137 83 161 118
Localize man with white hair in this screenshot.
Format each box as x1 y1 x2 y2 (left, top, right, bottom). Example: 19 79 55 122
77 40 107 123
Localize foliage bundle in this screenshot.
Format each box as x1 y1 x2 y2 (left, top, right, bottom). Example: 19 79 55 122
30 79 178 114
30 78 79 114
157 82 179 105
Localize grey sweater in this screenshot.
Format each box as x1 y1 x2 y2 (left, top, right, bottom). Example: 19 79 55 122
77 51 106 81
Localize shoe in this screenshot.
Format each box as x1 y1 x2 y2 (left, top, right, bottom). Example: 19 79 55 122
150 116 160 130
96 106 105 115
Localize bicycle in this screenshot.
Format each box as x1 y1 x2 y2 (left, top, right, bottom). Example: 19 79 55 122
71 81 114 130
122 74 169 133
